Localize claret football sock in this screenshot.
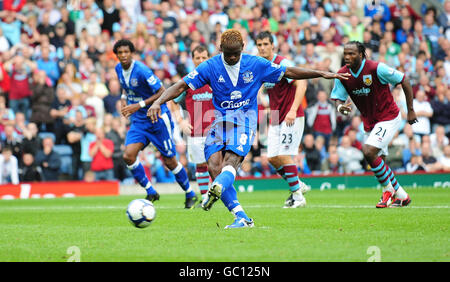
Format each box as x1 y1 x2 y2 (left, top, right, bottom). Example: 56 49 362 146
195 165 210 198
282 164 301 193
371 157 400 192
276 165 287 180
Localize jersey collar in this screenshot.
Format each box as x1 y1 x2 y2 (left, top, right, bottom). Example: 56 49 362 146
350 58 366 78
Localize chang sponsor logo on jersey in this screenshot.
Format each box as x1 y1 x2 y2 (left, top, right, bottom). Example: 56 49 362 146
192 92 213 101
352 87 371 96
220 99 250 109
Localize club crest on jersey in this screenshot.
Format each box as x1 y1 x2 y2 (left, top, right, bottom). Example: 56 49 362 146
242 71 253 83
363 74 372 86
230 91 242 100
130 78 138 87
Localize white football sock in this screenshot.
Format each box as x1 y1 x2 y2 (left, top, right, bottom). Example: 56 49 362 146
395 186 408 200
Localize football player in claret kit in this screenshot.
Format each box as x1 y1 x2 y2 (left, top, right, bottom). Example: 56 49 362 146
256 31 310 208
148 29 349 228
113 39 198 209
171 45 215 205
330 41 418 208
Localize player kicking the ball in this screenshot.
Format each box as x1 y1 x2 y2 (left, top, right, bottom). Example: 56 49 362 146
171 45 215 205
149 29 349 228
114 39 198 209
256 31 310 208
330 41 417 208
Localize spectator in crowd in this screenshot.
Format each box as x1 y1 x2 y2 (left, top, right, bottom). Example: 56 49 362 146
306 90 336 147
321 151 343 174
34 137 61 181
430 84 450 132
430 125 450 159
67 116 96 180
0 145 19 184
337 135 364 173
103 78 121 116
19 152 42 182
3 54 35 116
386 138 405 171
30 69 54 132
402 137 421 167
89 127 114 181
21 122 41 156
36 46 60 87
104 114 127 181
439 145 450 171
1 124 22 161
421 141 442 172
405 154 426 173
50 87 71 144
302 133 322 172
411 90 433 138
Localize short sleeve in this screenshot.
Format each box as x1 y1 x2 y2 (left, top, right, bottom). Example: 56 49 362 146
259 57 287 84
279 58 295 83
377 62 405 85
183 61 209 90
143 68 162 93
330 79 349 101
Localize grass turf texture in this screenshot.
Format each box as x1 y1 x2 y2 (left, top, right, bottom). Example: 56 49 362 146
0 187 448 262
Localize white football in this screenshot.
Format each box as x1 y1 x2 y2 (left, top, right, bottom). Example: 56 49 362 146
126 199 156 228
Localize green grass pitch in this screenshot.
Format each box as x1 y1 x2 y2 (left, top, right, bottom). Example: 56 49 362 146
0 187 448 262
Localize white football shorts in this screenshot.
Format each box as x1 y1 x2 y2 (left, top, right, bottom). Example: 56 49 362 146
186 135 207 164
364 112 402 156
267 117 305 158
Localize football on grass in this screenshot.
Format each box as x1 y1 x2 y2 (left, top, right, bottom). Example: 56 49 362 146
126 199 156 228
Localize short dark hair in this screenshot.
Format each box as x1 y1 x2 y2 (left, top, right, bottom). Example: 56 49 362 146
113 39 135 54
191 45 209 57
255 31 274 44
346 41 367 59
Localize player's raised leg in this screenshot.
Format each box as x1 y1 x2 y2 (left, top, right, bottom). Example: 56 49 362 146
123 142 160 202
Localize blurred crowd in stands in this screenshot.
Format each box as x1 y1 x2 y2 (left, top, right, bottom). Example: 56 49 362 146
0 0 449 185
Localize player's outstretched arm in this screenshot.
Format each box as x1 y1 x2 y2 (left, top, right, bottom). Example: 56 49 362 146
284 66 351 81
400 76 418 125
147 80 189 123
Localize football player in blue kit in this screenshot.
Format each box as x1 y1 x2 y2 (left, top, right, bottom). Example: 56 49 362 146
113 39 198 209
148 30 350 228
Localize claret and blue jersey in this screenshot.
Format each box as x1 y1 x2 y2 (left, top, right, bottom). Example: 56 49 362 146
183 53 287 160
330 59 403 132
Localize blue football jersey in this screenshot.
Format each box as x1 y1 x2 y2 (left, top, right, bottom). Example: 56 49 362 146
182 53 287 129
115 60 169 123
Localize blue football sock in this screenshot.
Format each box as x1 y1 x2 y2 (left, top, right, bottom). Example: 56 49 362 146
127 160 155 195
221 184 240 211
172 162 195 198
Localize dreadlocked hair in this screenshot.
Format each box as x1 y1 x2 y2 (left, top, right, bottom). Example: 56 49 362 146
220 29 244 48
347 41 367 59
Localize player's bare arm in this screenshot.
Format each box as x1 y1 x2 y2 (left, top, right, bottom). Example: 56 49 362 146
400 76 418 125
148 80 189 122
284 67 351 81
121 86 166 118
285 80 307 126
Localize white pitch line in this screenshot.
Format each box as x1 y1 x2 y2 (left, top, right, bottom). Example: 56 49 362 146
0 204 449 212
